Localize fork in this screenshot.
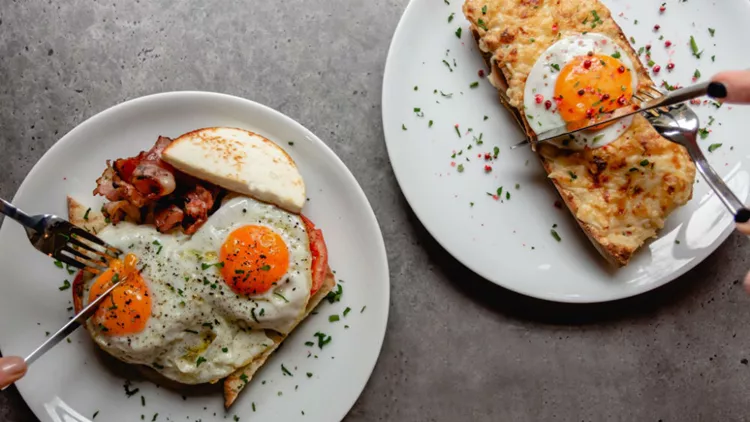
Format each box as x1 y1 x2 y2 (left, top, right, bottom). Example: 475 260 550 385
635 87 750 223
0 198 121 272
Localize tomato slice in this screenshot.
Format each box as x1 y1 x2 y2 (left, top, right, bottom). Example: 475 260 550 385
300 214 328 295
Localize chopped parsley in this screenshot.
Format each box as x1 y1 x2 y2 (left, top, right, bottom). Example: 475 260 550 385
402 124 407 131
313 332 332 349
281 364 293 376
708 143 723 153
640 159 650 166
123 381 140 398
222 347 228 353
326 284 343 303
550 229 562 242
252 403 256 412
361 306 367 313
611 51 621 59
477 18 488 31
708 28 715 37
152 414 158 422
454 125 461 138
54 260 63 269
428 120 433 128
240 374 249 385
93 411 99 419
493 146 500 159
58 280 71 291
689 35 703 58
457 164 465 173
200 262 224 270
448 12 455 23
484 115 488 121
196 356 207 366
568 171 578 180
693 69 701 79
698 128 710 139
442 60 453 72
455 27 462 38
549 63 560 72
482 4 487 14
343 307 351 317
592 134 604 144
141 396 146 407
83 208 91 221
469 81 479 88
305 341 315 347
307 372 313 378
329 314 340 322
260 264 271 271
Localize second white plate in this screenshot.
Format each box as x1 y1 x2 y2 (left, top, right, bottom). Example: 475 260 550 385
382 0 750 302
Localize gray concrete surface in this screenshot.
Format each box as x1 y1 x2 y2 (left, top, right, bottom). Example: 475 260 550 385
1 1 750 421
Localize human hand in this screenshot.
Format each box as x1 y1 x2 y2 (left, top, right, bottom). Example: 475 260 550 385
712 71 750 292
0 356 27 389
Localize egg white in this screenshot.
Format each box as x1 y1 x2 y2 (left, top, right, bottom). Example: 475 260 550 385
523 33 639 150
82 195 313 384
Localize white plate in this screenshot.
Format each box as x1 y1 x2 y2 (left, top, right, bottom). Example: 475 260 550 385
383 0 750 303
0 92 389 422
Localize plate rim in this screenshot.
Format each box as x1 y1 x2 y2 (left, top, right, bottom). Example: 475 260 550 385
380 0 736 304
5 90 391 421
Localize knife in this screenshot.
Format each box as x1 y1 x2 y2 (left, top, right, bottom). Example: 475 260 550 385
510 81 714 149
23 279 123 366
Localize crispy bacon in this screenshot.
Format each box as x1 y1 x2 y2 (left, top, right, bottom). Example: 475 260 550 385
94 136 220 233
301 215 328 295
183 185 218 234
154 204 184 233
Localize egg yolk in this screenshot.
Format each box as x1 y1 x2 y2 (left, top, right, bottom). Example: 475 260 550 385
88 253 152 336
220 225 290 296
554 54 633 126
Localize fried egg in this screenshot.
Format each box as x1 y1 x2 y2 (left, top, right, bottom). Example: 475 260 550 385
81 195 313 384
524 33 638 150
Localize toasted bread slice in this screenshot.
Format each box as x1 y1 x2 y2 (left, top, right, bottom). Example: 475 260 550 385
162 127 306 214
463 0 696 266
67 197 108 234
223 270 335 408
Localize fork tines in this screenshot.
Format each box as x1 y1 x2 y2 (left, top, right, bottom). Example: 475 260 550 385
57 225 121 274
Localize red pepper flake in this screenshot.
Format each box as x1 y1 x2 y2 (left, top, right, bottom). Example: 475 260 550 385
601 93 610 101
552 23 558 32
659 4 666 12
535 94 544 104
690 99 701 105
586 108 595 118
652 64 661 73
484 153 492 160
666 62 675 70
583 59 592 69
450 161 456 167
492 195 499 201
664 40 672 48
484 165 493 173
478 69 485 78
653 24 660 31
544 100 552 109
645 44 652 51
617 65 625 73
617 95 627 105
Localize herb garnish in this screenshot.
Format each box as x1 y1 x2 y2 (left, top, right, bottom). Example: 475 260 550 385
550 229 562 242
329 314 340 322
708 143 722 153
281 364 293 376
274 292 290 303
455 27 462 38
313 332 332 349
196 356 206 366
59 280 71 291
326 284 343 303
201 262 224 270
689 35 703 58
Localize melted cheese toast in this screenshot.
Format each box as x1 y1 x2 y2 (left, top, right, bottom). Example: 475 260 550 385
463 0 696 266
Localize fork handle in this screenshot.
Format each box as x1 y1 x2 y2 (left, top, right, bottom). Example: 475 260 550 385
0 198 36 228
688 149 750 223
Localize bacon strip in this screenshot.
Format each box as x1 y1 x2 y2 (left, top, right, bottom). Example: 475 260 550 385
94 136 220 233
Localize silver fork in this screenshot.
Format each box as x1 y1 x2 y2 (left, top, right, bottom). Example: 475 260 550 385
635 87 750 223
0 198 122 272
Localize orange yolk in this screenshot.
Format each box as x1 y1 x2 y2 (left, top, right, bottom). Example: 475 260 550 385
88 253 151 336
554 54 633 127
220 225 289 296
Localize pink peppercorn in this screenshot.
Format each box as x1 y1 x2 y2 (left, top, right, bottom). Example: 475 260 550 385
653 64 661 73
